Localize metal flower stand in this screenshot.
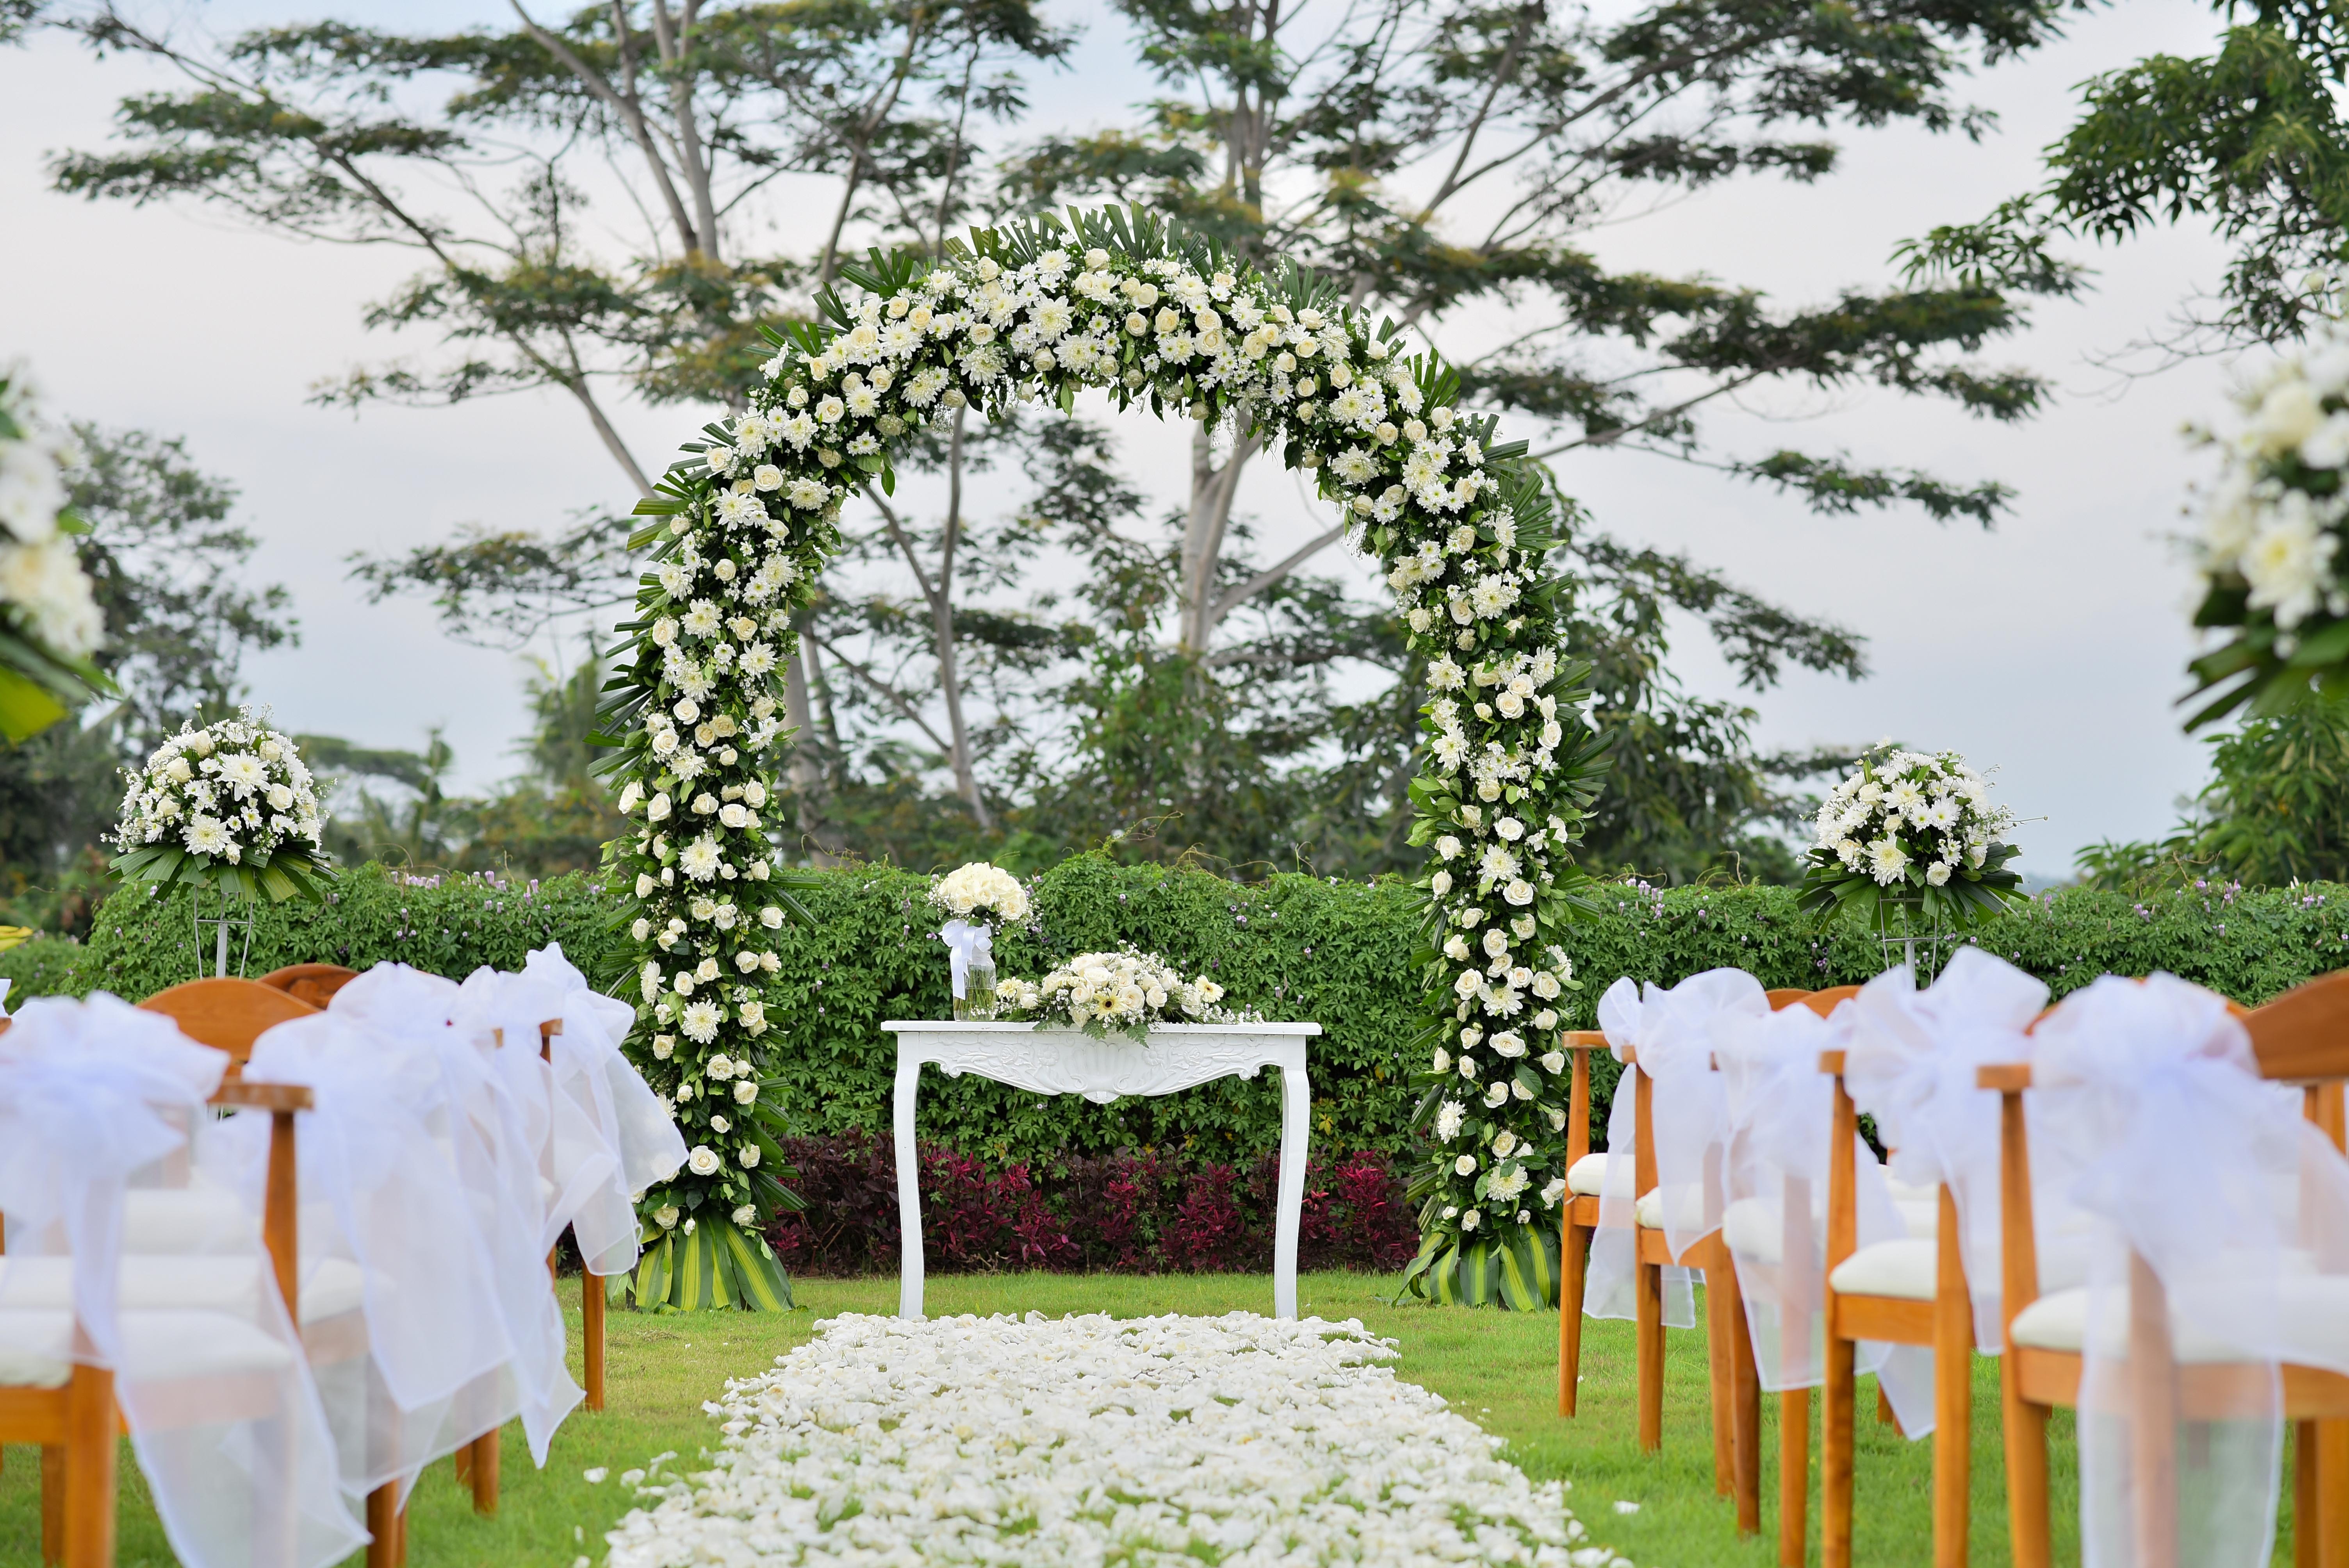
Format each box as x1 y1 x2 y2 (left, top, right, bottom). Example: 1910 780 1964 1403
192 884 257 979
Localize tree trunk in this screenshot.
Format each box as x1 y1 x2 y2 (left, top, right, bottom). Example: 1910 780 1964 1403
933 410 991 829
784 617 835 866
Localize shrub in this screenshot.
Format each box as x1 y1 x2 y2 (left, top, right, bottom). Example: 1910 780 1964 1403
766 1137 1420 1277
6 856 2345 1170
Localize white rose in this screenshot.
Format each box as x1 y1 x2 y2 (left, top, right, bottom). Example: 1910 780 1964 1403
1460 1209 1480 1231
733 1080 757 1104
686 1146 721 1176
653 1205 680 1230
1454 1154 1478 1176
1541 1051 1566 1074
739 1145 760 1167
731 1205 757 1226
760 905 784 928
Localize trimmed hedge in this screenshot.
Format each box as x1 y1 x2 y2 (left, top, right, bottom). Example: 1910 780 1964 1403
6 862 2345 1169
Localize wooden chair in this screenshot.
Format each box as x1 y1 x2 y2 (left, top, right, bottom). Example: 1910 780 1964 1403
257 963 360 1010
1727 984 1862 1568
1984 971 2349 1568
453 1015 591 1526
1816 1026 1969 1568
1557 1016 1780 1535
0 1010 312 1568
134 978 319 1073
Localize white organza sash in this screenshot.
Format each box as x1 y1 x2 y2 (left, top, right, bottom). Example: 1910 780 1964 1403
327 964 582 1465
215 1010 521 1502
2030 973 2349 1568
0 994 366 1568
1710 992 1935 1433
1585 969 1768 1326
521 943 686 1278
1845 947 2048 1348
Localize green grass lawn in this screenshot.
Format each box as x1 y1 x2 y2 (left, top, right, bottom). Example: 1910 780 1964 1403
3 1270 2292 1567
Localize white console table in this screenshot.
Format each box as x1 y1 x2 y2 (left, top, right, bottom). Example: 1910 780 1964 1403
881 1021 1321 1319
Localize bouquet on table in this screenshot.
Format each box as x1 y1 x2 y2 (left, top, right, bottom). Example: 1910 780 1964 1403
2184 318 2349 726
1796 742 2022 960
109 709 334 961
997 944 1258 1044
929 861 1030 1019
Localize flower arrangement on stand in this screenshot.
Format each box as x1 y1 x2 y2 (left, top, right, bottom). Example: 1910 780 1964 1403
0 366 105 740
929 861 1029 1020
995 944 1253 1043
2184 320 2349 725
609 205 1606 1311
1795 741 2023 978
107 708 333 976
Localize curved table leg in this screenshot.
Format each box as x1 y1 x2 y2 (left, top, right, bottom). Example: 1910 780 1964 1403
895 1049 925 1319
1275 1063 1309 1319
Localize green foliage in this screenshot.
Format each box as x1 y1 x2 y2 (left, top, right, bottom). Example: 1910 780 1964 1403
2074 690 2349 890
1905 4 2349 351
12 859 2347 1180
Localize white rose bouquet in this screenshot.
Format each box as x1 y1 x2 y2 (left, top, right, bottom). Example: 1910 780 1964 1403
0 366 105 740
929 861 1030 924
2183 320 2349 725
108 707 333 903
1000 944 1256 1043
1796 742 2021 933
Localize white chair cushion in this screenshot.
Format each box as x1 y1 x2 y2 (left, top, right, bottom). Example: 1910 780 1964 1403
1634 1187 1710 1234
0 1308 296 1388
2010 1278 2349 1365
1829 1237 1937 1301
1723 1197 1785 1266
123 1187 258 1254
0 1255 364 1324
1567 1152 1610 1197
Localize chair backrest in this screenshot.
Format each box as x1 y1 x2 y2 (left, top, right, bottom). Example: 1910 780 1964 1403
1800 984 1861 1017
1764 987 1812 1010
257 963 360 1010
137 978 319 1070
2246 969 2349 1087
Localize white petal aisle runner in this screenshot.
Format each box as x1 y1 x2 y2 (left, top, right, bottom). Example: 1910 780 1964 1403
606 1311 1626 1567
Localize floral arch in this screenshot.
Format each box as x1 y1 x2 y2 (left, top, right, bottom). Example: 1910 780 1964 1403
606 207 1605 1311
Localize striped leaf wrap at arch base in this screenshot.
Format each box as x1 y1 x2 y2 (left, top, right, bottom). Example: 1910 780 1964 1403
601 206 1609 1311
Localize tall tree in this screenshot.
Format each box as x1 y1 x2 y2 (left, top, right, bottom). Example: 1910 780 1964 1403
1902 1 2345 354
51 0 1071 848
1004 0 2076 656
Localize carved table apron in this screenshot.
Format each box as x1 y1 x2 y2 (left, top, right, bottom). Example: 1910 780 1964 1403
881 1021 1321 1318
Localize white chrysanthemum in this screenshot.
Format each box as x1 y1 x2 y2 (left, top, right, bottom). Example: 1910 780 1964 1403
1868 837 1910 886
679 835 722 881
680 1000 724 1044
2242 490 2338 628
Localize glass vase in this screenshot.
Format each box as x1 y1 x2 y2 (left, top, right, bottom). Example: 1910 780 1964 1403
960 957 998 1021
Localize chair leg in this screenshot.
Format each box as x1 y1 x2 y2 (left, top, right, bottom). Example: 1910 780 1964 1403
1780 1387 1811 1568
1723 1258 1762 1536
395 1499 409 1568
2319 1419 2349 1568
1635 1254 1665 1452
1933 1294 1973 1568
1999 1354 2053 1568
62 1364 116 1568
367 1482 400 1568
469 1425 500 1516
584 1268 607 1413
1821 1329 1856 1568
1559 1221 1589 1417
1704 1267 1736 1496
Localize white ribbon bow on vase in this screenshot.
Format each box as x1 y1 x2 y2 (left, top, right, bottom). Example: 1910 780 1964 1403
939 919 993 1001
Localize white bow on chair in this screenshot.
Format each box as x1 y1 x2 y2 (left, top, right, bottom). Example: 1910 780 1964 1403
0 994 367 1568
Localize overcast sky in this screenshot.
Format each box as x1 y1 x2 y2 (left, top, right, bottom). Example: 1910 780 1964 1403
0 0 2251 878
